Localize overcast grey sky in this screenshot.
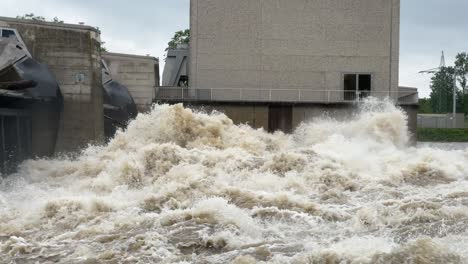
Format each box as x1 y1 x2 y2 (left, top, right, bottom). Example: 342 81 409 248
2 0 467 97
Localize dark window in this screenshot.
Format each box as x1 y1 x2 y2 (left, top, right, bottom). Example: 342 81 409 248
359 74 371 91
177 75 188 87
1 29 16 38
268 106 293 133
343 74 371 100
344 74 357 91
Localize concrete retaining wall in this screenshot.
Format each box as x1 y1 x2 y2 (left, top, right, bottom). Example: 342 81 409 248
418 113 465 129
103 52 159 112
184 102 417 144
192 104 269 129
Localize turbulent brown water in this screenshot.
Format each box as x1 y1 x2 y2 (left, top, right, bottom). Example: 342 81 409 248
1 99 468 264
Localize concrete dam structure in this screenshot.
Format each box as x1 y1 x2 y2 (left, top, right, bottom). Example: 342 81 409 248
102 52 159 112
156 0 418 138
0 17 105 155
4 1 468 263
0 29 62 173
0 17 160 173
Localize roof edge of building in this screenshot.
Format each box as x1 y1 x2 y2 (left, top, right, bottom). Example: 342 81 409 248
102 51 159 62
398 86 418 90
0 16 99 32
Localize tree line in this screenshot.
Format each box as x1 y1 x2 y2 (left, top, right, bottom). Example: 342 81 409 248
420 52 468 116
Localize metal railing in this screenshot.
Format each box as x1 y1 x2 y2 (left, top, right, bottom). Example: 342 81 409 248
155 87 418 105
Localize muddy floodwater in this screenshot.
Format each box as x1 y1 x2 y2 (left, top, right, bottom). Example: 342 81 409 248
418 142 468 151
1 100 468 263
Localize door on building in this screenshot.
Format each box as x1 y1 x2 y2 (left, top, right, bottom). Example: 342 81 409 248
268 105 293 133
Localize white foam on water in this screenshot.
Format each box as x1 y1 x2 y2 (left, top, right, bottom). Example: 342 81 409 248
1 98 468 263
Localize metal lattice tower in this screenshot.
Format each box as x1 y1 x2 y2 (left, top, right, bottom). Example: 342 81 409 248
419 50 457 127
439 51 446 68
419 51 446 74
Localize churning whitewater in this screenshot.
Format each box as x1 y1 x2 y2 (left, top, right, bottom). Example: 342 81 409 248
1 99 468 264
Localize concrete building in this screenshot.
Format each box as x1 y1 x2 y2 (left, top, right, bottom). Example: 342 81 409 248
156 0 418 136
102 52 159 112
0 17 104 153
162 44 189 87
190 0 400 99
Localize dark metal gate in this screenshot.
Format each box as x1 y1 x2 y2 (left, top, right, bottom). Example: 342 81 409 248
268 105 293 133
0 108 32 175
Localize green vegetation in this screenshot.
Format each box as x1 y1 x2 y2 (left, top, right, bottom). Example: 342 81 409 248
421 52 468 116
100 41 108 52
417 128 468 142
418 98 432 114
16 13 63 23
166 29 190 51
455 53 468 115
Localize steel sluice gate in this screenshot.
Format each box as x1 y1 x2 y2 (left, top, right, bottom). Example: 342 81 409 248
0 108 32 175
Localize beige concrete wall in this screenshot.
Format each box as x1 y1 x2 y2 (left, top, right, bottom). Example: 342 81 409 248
191 104 269 129
292 105 356 128
186 102 417 144
0 17 104 153
102 52 159 112
216 105 269 129
190 0 400 99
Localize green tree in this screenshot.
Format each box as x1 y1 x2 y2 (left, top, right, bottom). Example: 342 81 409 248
166 29 190 51
100 41 108 52
418 98 432 113
455 52 468 115
429 66 464 113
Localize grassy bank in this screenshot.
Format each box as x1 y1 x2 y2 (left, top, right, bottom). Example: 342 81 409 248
418 128 468 142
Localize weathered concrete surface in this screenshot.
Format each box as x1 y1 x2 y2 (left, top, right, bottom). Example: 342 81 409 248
189 104 269 129
179 102 417 144
292 104 357 128
162 44 189 87
0 17 104 153
190 0 400 100
183 1 415 143
30 104 61 157
103 52 159 112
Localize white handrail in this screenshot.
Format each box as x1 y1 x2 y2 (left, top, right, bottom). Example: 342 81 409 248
155 87 417 104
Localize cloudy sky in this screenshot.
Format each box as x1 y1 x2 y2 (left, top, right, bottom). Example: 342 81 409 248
2 0 467 98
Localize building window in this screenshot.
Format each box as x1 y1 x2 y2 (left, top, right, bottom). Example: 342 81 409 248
177 75 188 87
1 29 16 38
343 73 372 100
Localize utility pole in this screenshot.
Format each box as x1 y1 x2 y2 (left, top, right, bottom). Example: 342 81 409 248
453 74 457 128
419 51 457 128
